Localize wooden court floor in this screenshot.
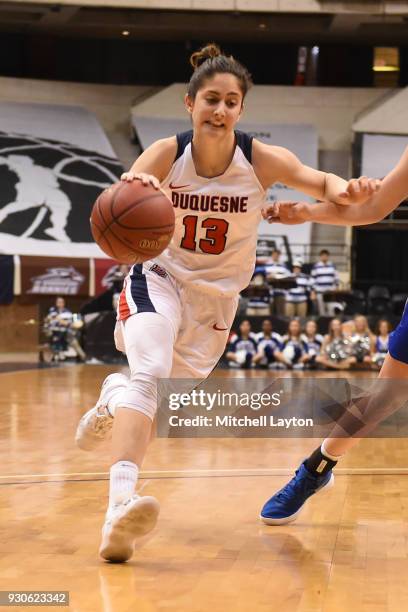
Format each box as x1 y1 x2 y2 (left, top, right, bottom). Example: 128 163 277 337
1 364 408 612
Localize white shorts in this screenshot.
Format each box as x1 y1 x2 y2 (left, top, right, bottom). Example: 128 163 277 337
115 262 239 380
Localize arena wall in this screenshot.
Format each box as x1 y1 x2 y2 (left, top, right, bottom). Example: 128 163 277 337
132 82 389 152
6 0 408 15
0 76 389 165
0 77 159 168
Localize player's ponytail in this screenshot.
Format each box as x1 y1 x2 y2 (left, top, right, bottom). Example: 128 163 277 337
190 43 221 69
188 43 252 102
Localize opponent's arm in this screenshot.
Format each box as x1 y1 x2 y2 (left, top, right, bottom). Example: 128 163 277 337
252 139 379 206
263 147 408 226
121 137 177 187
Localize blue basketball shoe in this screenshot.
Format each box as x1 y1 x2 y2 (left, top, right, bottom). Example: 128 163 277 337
260 460 334 525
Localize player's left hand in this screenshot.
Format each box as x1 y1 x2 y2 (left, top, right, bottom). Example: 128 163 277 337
120 171 160 189
261 201 309 225
336 176 381 205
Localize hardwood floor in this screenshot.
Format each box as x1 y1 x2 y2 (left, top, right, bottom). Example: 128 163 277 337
1 364 407 611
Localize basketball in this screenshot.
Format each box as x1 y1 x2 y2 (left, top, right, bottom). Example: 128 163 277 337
90 180 175 264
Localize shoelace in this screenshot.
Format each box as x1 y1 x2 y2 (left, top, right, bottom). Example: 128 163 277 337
275 469 315 502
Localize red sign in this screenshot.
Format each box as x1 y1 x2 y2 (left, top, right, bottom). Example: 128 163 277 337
94 259 130 296
21 256 90 296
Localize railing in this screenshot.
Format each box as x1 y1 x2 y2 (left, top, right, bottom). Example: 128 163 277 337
257 235 350 272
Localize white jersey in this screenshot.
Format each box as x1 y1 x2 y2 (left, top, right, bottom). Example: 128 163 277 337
155 130 265 297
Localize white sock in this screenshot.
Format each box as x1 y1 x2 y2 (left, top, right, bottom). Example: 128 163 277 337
321 439 343 461
107 461 139 516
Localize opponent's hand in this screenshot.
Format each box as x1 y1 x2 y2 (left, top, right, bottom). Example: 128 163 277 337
261 201 309 225
120 171 160 189
336 176 381 205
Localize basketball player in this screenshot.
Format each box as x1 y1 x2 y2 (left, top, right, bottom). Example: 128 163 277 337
260 146 408 524
75 44 379 562
0 155 71 241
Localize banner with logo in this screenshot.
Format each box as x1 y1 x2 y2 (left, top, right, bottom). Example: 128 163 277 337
132 115 317 244
94 259 130 296
0 102 123 258
20 256 90 296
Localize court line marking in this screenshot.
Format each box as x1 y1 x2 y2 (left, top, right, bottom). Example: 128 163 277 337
1 467 408 483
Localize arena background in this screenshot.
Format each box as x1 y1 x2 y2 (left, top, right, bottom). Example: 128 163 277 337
1 1 408 610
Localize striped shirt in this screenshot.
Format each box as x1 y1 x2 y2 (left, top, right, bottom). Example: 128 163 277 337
286 273 311 303
263 261 291 296
311 261 339 294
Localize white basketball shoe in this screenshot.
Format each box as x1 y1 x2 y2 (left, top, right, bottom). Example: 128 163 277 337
75 372 128 451
99 495 160 563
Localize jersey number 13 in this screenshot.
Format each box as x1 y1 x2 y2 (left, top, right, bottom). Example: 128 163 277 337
180 215 229 255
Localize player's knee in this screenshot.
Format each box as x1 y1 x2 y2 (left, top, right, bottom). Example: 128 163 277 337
389 323 408 364
119 372 159 421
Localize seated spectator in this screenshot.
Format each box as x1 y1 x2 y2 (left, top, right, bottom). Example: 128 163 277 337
301 319 324 369
349 315 375 366
226 320 258 369
311 249 340 316
285 260 311 318
45 296 73 360
264 249 291 317
254 319 283 368
44 296 86 362
372 319 392 369
316 318 356 370
277 319 309 369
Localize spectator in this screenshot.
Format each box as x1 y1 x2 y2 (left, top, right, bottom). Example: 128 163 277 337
311 249 340 316
45 297 72 359
226 320 258 369
254 319 283 368
285 260 310 318
316 318 356 370
349 315 375 366
301 319 324 369
264 249 291 317
45 297 86 362
372 319 392 369
278 319 309 369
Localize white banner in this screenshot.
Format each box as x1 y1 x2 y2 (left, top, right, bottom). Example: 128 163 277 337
0 102 122 258
362 133 408 178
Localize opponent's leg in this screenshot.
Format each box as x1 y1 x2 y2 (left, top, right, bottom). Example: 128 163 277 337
261 316 408 525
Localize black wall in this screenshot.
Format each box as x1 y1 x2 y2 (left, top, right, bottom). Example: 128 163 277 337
0 33 402 87
353 227 408 294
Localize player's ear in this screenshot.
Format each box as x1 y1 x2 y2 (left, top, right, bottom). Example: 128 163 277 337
185 94 194 115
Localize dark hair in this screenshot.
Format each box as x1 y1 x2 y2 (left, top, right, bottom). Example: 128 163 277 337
376 318 391 334
319 249 330 256
188 43 252 101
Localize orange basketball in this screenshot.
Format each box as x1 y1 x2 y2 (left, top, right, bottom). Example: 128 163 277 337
90 180 175 264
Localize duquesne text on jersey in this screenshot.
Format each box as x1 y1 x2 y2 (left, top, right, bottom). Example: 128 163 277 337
171 191 248 213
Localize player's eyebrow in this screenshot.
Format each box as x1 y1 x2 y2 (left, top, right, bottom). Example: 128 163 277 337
206 90 240 97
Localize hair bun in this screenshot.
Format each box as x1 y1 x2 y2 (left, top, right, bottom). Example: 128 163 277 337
190 43 221 70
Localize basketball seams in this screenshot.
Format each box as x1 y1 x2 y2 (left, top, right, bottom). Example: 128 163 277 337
113 190 166 220
90 181 174 263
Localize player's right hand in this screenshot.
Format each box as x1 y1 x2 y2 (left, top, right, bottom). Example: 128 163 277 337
120 171 160 189
261 201 309 225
